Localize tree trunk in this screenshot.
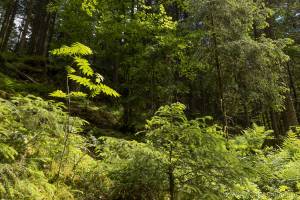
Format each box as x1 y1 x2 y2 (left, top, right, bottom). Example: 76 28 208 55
282 93 298 131
28 0 47 55
0 0 18 51
286 61 298 117
28 0 55 57
169 167 175 200
280 59 299 133
243 101 250 127
261 113 267 128
210 12 227 131
270 111 280 140
265 112 271 130
263 2 298 139
16 0 33 53
168 146 175 200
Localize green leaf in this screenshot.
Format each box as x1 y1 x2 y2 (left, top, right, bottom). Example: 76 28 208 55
49 90 68 98
74 57 94 76
66 65 76 74
69 91 88 98
92 83 120 97
68 74 92 88
51 42 93 57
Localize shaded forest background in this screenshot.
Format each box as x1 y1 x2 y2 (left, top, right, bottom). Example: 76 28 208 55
0 0 299 138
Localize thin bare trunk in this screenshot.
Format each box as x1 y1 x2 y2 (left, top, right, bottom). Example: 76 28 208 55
282 94 298 130
168 146 175 200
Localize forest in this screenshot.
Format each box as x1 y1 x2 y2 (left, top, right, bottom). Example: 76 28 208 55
0 0 300 199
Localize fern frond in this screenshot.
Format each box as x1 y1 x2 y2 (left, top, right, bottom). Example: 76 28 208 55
0 143 18 160
70 42 93 55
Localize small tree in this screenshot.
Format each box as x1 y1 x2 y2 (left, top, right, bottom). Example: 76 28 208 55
49 42 120 178
145 103 247 199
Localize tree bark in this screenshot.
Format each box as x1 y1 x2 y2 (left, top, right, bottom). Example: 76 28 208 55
168 146 175 200
243 101 250 127
279 60 299 132
16 0 33 53
270 111 280 139
286 62 298 115
0 0 18 51
28 0 55 57
263 1 298 137
282 93 298 131
210 11 227 132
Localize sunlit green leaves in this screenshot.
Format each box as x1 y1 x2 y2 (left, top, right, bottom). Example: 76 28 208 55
50 90 68 98
50 90 88 98
51 42 93 56
74 57 94 77
50 43 120 99
81 0 98 16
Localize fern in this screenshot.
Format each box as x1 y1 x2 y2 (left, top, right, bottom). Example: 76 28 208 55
0 143 18 160
66 66 76 74
0 95 94 199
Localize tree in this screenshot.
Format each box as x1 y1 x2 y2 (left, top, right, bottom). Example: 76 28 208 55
28 0 56 57
49 42 119 178
185 0 295 138
15 0 33 53
145 103 248 199
0 0 18 50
